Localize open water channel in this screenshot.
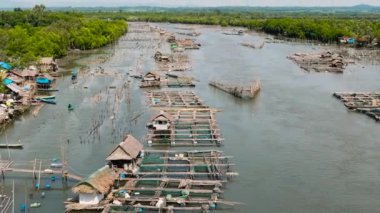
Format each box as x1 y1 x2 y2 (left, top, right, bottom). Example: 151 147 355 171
0 22 380 213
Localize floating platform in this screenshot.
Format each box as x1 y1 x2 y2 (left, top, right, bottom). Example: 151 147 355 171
147 109 223 146
334 92 380 121
146 91 206 108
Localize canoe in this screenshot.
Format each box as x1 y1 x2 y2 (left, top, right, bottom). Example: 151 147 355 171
30 203 41 208
0 144 23 149
50 162 63 168
36 96 55 100
39 99 56 105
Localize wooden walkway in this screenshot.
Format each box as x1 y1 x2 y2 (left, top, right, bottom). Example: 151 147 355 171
0 160 83 181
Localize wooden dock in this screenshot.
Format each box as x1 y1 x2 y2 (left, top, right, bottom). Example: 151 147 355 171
0 160 83 181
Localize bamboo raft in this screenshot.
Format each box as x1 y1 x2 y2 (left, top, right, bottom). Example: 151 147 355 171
209 80 261 99
333 92 380 121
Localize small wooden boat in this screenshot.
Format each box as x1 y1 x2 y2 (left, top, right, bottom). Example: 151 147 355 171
68 104 74 111
30 202 41 208
36 95 55 100
37 89 59 92
0 144 23 149
50 162 63 168
39 99 56 105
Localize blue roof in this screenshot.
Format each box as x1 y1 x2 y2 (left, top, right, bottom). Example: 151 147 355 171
0 62 11 70
3 78 13 86
36 77 50 84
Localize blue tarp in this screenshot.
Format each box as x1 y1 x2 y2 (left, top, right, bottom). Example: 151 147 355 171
0 62 11 70
347 38 355 44
2 78 13 86
36 77 50 84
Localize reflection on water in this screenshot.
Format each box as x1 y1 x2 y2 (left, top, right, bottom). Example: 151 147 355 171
0 23 380 212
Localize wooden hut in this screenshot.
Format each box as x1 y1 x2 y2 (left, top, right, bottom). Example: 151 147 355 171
21 69 38 81
38 57 58 72
35 73 54 89
106 134 143 169
149 110 174 130
72 166 116 205
143 71 160 82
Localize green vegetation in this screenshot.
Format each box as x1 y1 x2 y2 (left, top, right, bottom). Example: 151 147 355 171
0 5 128 66
90 10 380 45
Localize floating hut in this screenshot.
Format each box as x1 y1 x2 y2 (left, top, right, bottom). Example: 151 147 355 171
106 134 144 170
72 166 116 205
147 109 223 146
140 71 161 88
148 110 174 131
154 51 171 62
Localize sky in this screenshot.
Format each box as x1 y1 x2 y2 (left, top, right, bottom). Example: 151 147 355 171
5 0 380 8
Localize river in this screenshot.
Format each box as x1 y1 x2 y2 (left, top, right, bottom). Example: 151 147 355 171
1 22 380 213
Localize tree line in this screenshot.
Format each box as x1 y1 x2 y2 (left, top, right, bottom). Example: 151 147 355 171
0 5 128 66
91 11 380 45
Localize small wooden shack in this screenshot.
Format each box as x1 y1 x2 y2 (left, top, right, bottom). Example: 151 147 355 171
106 134 144 169
72 166 116 205
38 57 58 72
143 71 160 82
149 110 174 130
154 51 170 62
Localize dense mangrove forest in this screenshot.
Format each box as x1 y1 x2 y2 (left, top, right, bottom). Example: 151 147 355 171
90 10 380 44
1 5 379 66
0 5 128 66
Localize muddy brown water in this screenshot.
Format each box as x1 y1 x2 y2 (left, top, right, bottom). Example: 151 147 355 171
0 23 380 213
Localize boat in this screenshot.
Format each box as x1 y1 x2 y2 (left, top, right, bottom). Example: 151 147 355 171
36 95 55 100
50 162 63 168
30 202 41 208
0 143 23 149
71 69 78 80
166 73 178 78
39 99 56 105
68 104 74 111
37 89 59 92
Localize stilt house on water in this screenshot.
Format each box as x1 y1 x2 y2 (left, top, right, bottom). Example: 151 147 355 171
148 110 174 131
140 71 161 88
106 134 144 170
38 57 58 72
72 166 116 205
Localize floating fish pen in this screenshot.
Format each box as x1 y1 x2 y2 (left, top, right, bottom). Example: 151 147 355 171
288 51 346 73
124 150 236 180
209 80 261 99
333 92 380 121
146 91 206 108
66 140 239 212
176 31 201 37
146 109 223 146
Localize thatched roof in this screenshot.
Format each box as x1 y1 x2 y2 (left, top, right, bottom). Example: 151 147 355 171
150 110 174 122
39 57 55 65
21 69 38 77
106 134 143 161
72 166 116 194
145 71 160 78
